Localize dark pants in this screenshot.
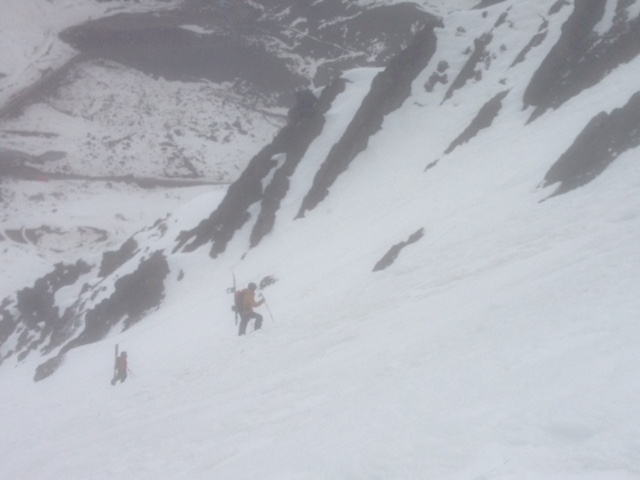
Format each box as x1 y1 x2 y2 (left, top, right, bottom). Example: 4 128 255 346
111 370 127 385
239 311 263 336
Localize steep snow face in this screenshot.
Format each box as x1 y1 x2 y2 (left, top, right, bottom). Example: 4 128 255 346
1 0 640 478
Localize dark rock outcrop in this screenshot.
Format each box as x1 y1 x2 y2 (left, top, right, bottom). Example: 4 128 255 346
55 0 435 111
524 0 640 121
33 250 169 381
541 90 640 197
424 60 449 92
250 83 347 248
60 14 302 97
174 80 346 257
297 23 440 217
444 90 509 154
1 248 169 380
442 33 493 104
34 354 65 382
81 250 169 339
241 1 436 88
373 228 424 272
548 1 571 16
173 18 441 256
510 19 548 68
473 0 507 8
99 238 139 277
0 260 92 365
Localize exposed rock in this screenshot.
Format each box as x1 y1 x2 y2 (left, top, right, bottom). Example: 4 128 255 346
250 83 346 248
0 55 85 119
424 60 449 92
173 18 441 255
84 250 169 337
174 78 346 257
548 0 571 16
493 11 509 29
1 246 168 380
33 354 65 382
510 19 548 68
373 228 425 272
541 90 640 197
524 0 640 121
444 90 509 154
55 1 435 110
31 250 169 381
442 33 493 104
254 1 436 87
473 0 507 8
0 260 92 364
4 229 26 243
59 14 302 99
297 23 440 217
99 237 139 277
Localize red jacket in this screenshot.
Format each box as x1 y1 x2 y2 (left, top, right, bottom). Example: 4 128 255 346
116 354 127 372
241 289 263 314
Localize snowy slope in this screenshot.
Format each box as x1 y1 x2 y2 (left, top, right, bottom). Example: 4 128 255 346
2 0 640 479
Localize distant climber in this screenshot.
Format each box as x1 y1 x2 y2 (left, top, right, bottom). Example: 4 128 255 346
111 351 128 385
238 282 264 336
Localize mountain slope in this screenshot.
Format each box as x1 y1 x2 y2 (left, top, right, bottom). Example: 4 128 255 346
0 0 436 290
3 0 639 387
1 0 640 478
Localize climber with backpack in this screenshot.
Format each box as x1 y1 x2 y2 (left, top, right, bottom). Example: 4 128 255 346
235 282 264 336
111 349 128 385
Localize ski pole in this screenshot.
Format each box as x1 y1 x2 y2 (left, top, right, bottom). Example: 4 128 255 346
259 294 276 324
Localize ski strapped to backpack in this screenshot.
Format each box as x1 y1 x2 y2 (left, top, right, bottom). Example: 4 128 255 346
228 272 250 326
227 270 239 325
114 343 119 374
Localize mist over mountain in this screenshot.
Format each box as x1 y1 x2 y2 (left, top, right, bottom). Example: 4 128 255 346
1 1 640 478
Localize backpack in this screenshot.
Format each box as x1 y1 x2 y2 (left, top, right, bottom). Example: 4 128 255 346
233 289 247 313
116 354 127 372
